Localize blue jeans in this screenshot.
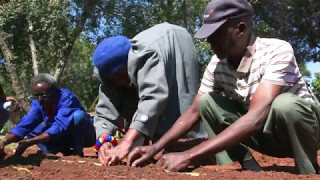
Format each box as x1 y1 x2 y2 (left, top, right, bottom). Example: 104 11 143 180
27 110 96 154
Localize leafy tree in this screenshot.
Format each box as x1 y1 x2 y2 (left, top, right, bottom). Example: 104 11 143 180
254 0 320 64
59 36 98 110
312 73 320 101
1 0 318 112
0 0 98 111
93 0 211 73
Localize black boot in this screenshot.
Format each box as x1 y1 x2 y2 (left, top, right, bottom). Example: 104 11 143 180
240 158 262 171
312 162 320 174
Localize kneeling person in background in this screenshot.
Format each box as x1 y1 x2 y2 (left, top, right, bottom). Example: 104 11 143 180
0 73 96 156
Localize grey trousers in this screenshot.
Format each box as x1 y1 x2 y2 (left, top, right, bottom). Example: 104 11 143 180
198 92 320 174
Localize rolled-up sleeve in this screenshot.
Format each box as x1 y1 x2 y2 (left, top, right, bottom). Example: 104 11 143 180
128 49 169 138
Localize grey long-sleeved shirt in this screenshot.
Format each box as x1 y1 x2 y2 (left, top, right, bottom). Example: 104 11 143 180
94 22 207 139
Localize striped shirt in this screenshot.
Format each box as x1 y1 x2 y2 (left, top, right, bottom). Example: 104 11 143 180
199 36 313 109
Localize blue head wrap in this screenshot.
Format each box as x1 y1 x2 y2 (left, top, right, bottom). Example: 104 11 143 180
93 35 131 76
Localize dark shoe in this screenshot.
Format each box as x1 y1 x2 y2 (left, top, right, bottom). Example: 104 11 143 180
240 158 262 171
61 148 73 156
312 162 320 174
73 151 84 157
72 147 84 157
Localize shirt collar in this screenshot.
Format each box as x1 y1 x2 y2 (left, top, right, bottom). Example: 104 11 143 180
234 35 257 77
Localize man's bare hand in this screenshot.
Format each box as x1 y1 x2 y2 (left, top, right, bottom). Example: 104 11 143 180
98 142 129 166
127 145 158 167
156 152 191 172
14 139 31 156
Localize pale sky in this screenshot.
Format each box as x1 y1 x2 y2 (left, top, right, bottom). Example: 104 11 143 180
306 62 320 80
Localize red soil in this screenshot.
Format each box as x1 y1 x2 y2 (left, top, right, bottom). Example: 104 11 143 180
1 146 320 180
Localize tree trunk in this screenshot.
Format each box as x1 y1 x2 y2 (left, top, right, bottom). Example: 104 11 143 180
181 0 188 29
28 20 39 76
54 0 98 83
0 29 30 113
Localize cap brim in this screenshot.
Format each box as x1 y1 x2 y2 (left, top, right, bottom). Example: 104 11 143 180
194 20 227 39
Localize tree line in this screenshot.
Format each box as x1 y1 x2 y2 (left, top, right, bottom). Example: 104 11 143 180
0 0 319 112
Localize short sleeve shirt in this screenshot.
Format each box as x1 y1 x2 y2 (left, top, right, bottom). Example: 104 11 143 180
199 36 313 109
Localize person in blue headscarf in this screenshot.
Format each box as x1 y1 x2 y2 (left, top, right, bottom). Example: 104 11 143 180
0 74 96 157
92 23 208 166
